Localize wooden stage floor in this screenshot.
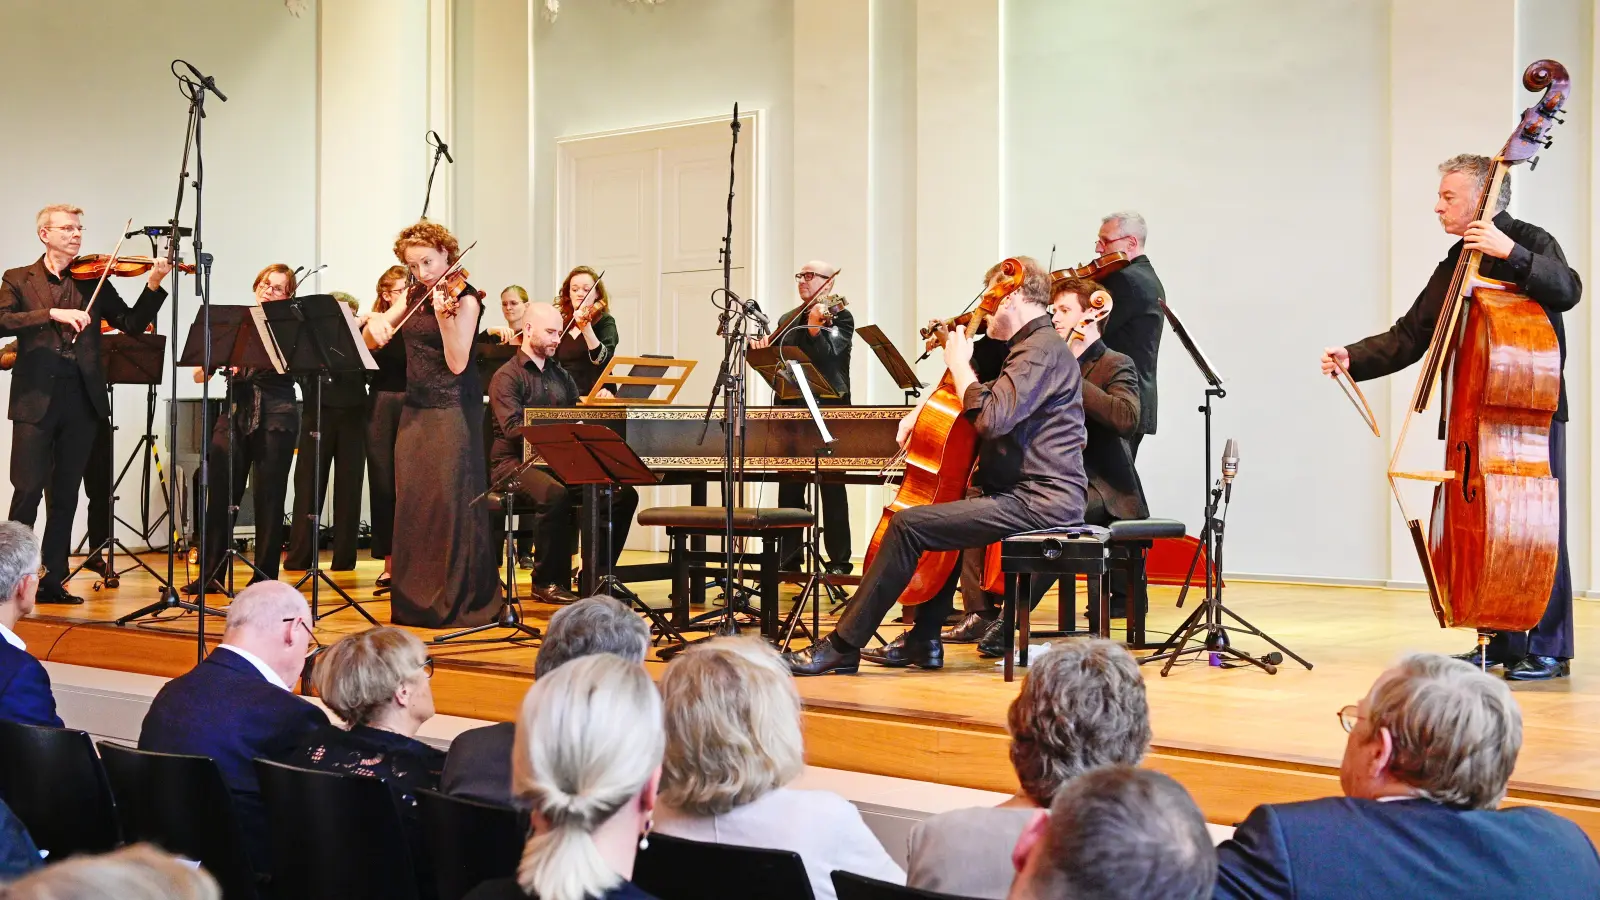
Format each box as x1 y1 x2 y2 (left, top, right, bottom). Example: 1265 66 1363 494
17 551 1600 836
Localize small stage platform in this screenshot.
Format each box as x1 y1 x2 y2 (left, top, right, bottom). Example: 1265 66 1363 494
17 552 1600 838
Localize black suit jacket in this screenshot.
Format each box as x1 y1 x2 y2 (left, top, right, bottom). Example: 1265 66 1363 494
0 639 63 728
0 257 167 423
440 721 517 809
1078 340 1147 521
139 647 328 871
1346 210 1581 422
1098 255 1164 436
1214 796 1600 900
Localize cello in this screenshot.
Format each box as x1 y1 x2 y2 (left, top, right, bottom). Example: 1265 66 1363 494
863 258 1027 606
1387 59 1571 634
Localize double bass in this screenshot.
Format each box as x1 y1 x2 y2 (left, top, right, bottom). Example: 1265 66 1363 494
1387 60 1571 633
864 258 1027 606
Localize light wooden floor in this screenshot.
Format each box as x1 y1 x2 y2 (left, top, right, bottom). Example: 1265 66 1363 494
25 550 1600 807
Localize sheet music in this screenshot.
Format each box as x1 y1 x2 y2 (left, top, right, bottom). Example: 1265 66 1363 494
789 359 835 444
249 305 289 374
337 301 380 370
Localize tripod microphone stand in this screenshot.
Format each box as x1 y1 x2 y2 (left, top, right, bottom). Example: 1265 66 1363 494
434 467 543 646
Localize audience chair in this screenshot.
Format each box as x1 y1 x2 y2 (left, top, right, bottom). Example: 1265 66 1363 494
417 789 525 900
253 758 420 900
0 720 119 861
97 742 260 900
634 831 815 900
832 871 983 900
638 506 813 639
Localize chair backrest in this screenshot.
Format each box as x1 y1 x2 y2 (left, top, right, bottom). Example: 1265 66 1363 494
0 720 119 860
634 832 814 900
832 870 983 900
97 741 259 900
417 789 525 900
253 759 420 900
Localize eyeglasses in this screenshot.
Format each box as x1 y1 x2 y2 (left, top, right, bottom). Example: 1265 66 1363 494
45 225 85 235
420 657 435 679
257 285 289 298
1336 704 1364 733
283 616 322 657
795 272 831 283
1094 234 1133 251
380 288 405 298
34 565 46 579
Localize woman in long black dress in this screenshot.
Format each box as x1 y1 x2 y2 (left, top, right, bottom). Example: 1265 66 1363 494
553 265 619 396
362 223 501 628
363 266 408 588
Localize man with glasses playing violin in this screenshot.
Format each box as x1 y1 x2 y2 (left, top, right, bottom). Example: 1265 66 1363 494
751 260 856 575
1094 211 1164 459
0 205 169 603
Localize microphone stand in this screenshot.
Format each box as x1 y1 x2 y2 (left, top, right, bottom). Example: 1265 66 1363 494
421 131 452 220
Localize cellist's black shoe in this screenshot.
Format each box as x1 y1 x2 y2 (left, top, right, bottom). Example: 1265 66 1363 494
860 633 944 670
1504 655 1569 681
783 639 859 676
976 619 1009 659
942 612 995 643
1452 644 1509 669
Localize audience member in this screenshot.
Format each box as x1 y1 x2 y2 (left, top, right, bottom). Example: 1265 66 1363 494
0 797 40 880
1008 765 1214 900
0 843 219 900
463 654 663 900
1214 652 1600 899
138 581 328 874
443 596 650 807
0 522 62 728
908 640 1150 899
654 636 903 899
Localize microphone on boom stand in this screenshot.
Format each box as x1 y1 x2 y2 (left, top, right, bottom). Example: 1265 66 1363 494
1221 438 1238 503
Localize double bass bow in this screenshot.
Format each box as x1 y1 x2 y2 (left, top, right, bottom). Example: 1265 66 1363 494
864 258 1027 607
1386 59 1571 634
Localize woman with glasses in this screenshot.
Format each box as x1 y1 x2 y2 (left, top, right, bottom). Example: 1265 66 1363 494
363 266 409 588
553 265 618 397
186 264 300 594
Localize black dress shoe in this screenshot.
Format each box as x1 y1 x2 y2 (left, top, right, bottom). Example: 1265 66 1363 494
375 573 392 588
861 633 944 670
942 612 995 643
826 561 854 576
783 640 860 676
81 555 110 577
35 583 84 605
1452 644 1510 669
1504 655 1570 681
976 618 1009 658
532 584 580 605
180 579 226 596
517 555 536 570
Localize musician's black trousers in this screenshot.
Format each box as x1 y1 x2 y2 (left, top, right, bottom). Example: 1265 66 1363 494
285 404 367 571
497 465 638 588
778 480 852 567
1490 418 1573 660
200 425 298 584
9 375 99 589
833 493 1047 650
84 413 113 551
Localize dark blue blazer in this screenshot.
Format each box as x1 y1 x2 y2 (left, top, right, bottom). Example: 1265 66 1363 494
0 639 62 728
1215 796 1600 900
440 721 516 809
138 647 327 872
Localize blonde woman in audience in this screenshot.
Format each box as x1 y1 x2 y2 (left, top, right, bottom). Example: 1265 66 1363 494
465 653 663 900
654 636 903 900
907 639 1151 900
0 844 219 900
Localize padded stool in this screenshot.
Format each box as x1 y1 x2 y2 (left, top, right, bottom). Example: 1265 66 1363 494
999 526 1110 682
637 506 813 638
1053 518 1188 649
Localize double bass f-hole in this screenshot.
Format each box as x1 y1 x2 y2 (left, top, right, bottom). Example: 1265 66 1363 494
1455 441 1476 503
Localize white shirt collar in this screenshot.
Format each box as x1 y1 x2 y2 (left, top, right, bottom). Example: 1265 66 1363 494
217 644 289 691
0 620 23 651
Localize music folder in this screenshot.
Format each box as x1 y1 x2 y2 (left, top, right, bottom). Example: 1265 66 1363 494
747 345 838 403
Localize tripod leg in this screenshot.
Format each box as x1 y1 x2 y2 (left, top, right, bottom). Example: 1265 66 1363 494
1218 604 1313 670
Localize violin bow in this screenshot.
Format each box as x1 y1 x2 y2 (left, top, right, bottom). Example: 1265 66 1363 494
69 218 134 346
1330 357 1381 437
561 268 608 334
393 240 478 331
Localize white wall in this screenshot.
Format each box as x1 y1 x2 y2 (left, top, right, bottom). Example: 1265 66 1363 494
0 0 319 545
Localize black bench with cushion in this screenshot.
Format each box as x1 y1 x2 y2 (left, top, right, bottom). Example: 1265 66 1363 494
636 506 813 638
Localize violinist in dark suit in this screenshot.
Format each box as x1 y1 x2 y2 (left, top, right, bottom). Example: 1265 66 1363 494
1322 155 1582 682
0 206 168 603
1095 212 1164 458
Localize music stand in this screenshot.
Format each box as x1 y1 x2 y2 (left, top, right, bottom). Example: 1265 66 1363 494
746 346 838 403
514 423 683 642
263 294 379 625
584 355 697 405
856 324 925 405
70 333 171 591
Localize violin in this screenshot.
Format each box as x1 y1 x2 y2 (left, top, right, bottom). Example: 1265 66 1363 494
1050 250 1129 288
69 254 195 280
405 266 485 319
811 293 848 325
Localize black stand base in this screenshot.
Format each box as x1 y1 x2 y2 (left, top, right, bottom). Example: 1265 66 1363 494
299 565 378 625
433 493 540 646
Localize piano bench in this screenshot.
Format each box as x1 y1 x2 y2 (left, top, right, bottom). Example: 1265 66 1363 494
1051 518 1188 652
637 506 814 639
998 526 1109 682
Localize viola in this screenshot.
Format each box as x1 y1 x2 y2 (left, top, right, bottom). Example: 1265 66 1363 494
863 258 1028 607
69 254 195 280
1050 250 1129 288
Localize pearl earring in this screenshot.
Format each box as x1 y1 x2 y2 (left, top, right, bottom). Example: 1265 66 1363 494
639 815 653 851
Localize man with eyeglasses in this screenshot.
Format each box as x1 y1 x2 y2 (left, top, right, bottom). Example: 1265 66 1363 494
1214 653 1599 898
0 205 169 603
1093 212 1163 460
750 260 855 575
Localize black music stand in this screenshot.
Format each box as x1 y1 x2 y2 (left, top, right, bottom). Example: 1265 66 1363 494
69 333 171 592
777 363 839 651
515 424 682 641
263 295 379 625
434 464 544 646
857 324 925 404
746 346 839 402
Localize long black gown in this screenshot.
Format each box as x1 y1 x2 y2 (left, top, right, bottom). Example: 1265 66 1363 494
388 293 502 627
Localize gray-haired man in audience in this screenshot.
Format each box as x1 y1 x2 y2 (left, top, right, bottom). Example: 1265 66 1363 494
1215 652 1600 898
907 640 1150 899
1007 765 1215 900
440 595 650 807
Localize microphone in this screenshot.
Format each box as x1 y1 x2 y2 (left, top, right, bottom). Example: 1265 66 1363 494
126 225 193 239
178 60 228 102
1221 438 1239 502
429 130 454 164
743 298 770 333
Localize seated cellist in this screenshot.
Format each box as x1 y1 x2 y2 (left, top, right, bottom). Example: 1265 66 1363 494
783 257 1088 676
